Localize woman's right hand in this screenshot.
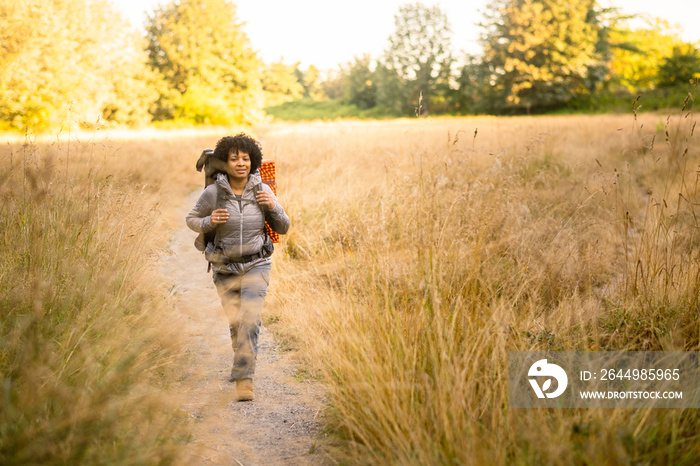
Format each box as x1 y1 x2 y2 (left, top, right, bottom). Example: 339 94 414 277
210 208 229 226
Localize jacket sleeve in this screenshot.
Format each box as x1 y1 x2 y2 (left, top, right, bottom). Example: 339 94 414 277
262 184 290 235
185 186 217 234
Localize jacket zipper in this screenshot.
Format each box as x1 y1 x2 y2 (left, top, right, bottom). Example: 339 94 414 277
238 198 243 257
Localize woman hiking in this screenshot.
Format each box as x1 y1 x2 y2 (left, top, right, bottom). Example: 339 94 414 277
186 133 290 401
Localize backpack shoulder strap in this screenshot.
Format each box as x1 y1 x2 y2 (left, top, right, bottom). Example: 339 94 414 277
252 182 266 211
205 179 225 273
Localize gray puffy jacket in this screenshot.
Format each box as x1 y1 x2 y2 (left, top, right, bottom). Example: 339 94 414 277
186 171 290 274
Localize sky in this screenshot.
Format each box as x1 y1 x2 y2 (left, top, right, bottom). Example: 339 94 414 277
115 0 700 70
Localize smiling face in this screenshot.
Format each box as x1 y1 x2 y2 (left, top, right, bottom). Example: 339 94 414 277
226 149 251 182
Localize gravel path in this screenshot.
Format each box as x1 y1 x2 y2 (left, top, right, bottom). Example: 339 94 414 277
159 192 331 466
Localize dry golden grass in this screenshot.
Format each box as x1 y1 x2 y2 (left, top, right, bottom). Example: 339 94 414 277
1 103 697 464
0 130 225 463
258 109 699 464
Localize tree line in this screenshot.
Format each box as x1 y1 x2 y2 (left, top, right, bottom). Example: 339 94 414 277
331 0 700 116
1 0 698 132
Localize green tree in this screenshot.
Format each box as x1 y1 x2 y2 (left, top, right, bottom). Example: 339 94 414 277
454 55 493 113
374 61 405 115
146 0 262 124
609 19 686 91
294 65 324 100
582 4 628 93
384 2 454 115
343 55 377 109
480 0 600 112
657 44 700 88
0 0 157 131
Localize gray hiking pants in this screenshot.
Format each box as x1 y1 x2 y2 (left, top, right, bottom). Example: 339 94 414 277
213 264 271 381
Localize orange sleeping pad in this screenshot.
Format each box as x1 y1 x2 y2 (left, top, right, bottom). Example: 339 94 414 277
260 160 279 243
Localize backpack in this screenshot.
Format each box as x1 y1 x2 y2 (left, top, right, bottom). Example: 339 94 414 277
194 148 279 263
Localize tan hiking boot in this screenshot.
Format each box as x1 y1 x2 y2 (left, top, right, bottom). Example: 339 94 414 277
236 378 254 402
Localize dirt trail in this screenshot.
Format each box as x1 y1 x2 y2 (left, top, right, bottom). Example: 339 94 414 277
159 191 330 466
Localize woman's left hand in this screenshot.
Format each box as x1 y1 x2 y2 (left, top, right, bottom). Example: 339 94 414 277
256 190 276 209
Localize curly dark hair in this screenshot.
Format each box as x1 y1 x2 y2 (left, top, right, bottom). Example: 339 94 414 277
213 133 263 174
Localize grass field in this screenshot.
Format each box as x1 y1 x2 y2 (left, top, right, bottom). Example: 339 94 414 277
1 99 698 464
260 108 700 464
0 131 211 463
